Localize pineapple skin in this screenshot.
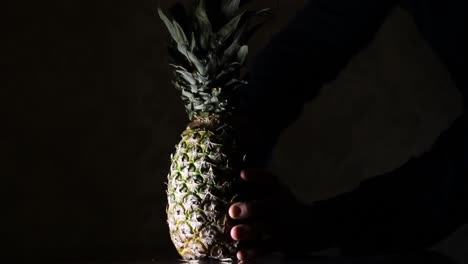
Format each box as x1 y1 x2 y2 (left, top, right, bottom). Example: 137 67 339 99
166 122 240 260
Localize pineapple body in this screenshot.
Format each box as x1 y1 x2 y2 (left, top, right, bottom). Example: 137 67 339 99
167 119 239 260
159 1 270 259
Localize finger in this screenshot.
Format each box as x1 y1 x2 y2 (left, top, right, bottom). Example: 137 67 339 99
231 224 254 241
229 201 266 220
239 169 283 199
231 224 266 241
237 238 277 261
240 168 276 183
236 249 255 261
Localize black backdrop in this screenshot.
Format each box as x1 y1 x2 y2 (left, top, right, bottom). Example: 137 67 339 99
3 0 467 261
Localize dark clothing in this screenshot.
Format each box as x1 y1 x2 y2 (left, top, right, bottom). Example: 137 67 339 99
240 0 467 255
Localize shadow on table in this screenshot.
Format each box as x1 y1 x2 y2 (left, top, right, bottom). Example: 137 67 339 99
154 250 456 264
29 249 455 263
278 250 456 264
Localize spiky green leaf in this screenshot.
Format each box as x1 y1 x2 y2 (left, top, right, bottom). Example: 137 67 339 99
255 8 271 16
190 32 196 52
169 64 188 71
190 84 200 93
221 0 240 18
172 19 188 45
221 23 245 65
172 81 183 91
158 8 179 43
168 3 189 35
215 66 238 85
181 90 195 100
225 79 237 86
175 70 196 85
194 102 205 110
216 11 245 44
186 51 207 76
237 45 248 65
194 0 212 50
206 53 218 76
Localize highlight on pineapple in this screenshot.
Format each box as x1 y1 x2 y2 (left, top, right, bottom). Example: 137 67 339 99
158 0 270 261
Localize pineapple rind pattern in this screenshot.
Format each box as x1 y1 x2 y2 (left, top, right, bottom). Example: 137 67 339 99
167 127 239 260
158 1 270 260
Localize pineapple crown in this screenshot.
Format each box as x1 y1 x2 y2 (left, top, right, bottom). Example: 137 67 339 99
158 0 270 120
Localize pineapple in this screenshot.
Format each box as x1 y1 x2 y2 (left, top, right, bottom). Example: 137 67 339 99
158 0 270 260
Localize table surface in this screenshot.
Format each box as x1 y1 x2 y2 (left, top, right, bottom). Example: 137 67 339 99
73 251 456 264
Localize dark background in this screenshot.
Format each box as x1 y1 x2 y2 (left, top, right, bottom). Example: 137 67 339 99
4 0 467 262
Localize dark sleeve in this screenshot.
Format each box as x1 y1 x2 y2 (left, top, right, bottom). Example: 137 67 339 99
303 113 468 255
238 0 397 167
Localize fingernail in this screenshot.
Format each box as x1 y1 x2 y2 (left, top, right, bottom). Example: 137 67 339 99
240 170 248 180
237 251 242 260
237 250 247 260
230 205 241 218
240 170 245 178
231 226 238 240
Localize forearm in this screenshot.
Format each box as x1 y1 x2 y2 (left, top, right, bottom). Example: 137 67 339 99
303 114 468 255
238 0 396 167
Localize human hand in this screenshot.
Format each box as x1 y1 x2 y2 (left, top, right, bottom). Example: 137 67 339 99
229 168 307 261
